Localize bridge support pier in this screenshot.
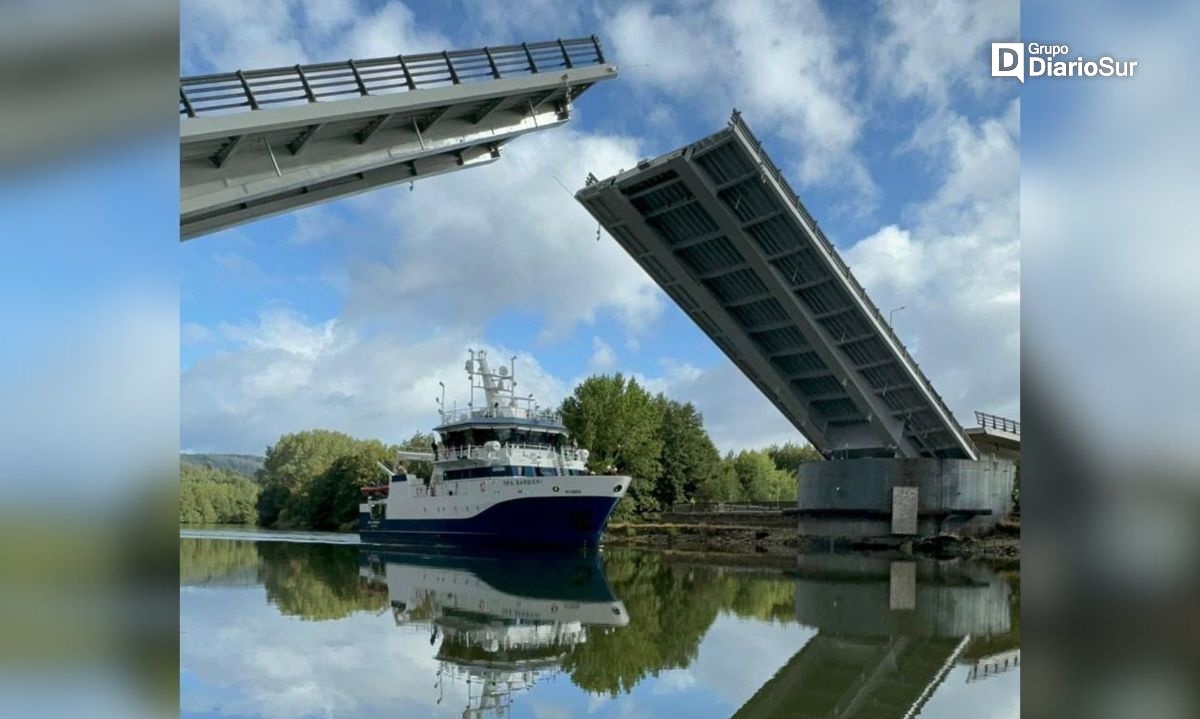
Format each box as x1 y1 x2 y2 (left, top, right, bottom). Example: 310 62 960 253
795 456 1015 540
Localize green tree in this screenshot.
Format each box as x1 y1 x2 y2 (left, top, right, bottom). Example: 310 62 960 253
654 398 721 508
179 462 260 524
694 455 742 502
396 431 437 479
256 542 387 621
563 549 798 695
764 442 823 472
728 449 795 502
180 538 261 585
561 374 665 516
255 481 292 527
256 429 364 528
318 443 396 530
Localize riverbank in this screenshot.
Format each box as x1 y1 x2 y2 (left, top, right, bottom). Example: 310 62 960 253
181 514 1020 568
602 515 1020 567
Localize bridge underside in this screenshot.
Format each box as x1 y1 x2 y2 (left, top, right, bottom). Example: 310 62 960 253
731 633 966 719
181 37 616 240
576 112 975 460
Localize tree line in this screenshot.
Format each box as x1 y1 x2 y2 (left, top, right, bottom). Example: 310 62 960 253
561 374 821 517
179 461 260 524
181 372 822 529
254 430 435 531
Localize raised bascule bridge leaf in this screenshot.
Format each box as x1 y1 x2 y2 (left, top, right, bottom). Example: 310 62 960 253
181 36 617 239
576 111 976 462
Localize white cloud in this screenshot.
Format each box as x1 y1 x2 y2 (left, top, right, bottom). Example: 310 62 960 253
650 668 696 694
530 699 574 719
332 127 663 342
845 100 1020 423
685 615 816 708
589 336 618 371
871 0 1019 107
182 0 311 72
182 321 216 345
181 307 569 453
181 587 469 719
655 360 802 453
181 0 450 73
602 0 874 198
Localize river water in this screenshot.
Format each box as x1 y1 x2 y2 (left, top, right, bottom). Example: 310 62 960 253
180 529 1019 718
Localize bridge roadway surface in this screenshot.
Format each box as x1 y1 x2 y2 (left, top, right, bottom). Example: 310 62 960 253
180 36 616 240
576 111 976 461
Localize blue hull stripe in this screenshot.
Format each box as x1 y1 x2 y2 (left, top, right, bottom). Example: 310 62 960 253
359 495 621 547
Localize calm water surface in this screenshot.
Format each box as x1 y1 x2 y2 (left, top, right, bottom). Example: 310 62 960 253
180 531 1019 718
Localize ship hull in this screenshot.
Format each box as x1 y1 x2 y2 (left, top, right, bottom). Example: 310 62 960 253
359 494 622 548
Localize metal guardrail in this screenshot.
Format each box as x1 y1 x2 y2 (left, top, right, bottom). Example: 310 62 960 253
975 411 1020 435
438 406 563 426
727 110 972 454
180 36 607 117
437 443 584 462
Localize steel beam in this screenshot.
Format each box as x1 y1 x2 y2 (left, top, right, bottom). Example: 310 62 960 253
287 124 322 156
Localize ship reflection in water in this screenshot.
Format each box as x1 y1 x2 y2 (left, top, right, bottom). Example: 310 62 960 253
179 534 1019 718
359 548 628 717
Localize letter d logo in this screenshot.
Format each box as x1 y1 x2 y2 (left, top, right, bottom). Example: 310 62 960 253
991 42 1024 83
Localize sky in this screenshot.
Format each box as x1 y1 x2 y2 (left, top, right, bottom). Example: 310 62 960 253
179 0 1020 455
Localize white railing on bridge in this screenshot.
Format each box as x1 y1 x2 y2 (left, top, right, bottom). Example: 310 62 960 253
180 36 607 117
975 411 1020 435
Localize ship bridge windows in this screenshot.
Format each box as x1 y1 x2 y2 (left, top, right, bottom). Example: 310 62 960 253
443 465 561 480
440 426 566 449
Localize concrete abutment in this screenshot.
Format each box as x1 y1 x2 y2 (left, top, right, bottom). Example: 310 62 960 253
795 455 1015 540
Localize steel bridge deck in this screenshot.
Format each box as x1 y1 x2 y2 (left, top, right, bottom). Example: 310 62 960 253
576 112 975 460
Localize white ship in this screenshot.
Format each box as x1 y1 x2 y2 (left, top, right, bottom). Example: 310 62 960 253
359 350 630 547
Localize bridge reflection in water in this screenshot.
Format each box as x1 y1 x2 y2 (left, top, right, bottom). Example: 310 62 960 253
732 554 1018 719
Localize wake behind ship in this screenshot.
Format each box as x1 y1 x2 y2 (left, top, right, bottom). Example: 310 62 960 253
359 350 630 547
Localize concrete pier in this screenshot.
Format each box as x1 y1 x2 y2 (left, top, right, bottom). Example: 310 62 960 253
795 455 1015 540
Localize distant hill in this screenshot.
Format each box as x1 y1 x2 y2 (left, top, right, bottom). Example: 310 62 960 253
180 453 265 478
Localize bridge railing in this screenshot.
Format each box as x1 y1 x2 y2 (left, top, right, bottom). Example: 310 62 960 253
975 411 1021 435
180 36 607 117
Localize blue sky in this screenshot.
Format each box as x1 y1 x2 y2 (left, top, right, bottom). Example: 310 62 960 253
180 0 1019 454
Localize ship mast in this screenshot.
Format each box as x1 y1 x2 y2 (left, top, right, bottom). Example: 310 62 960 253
466 349 517 412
